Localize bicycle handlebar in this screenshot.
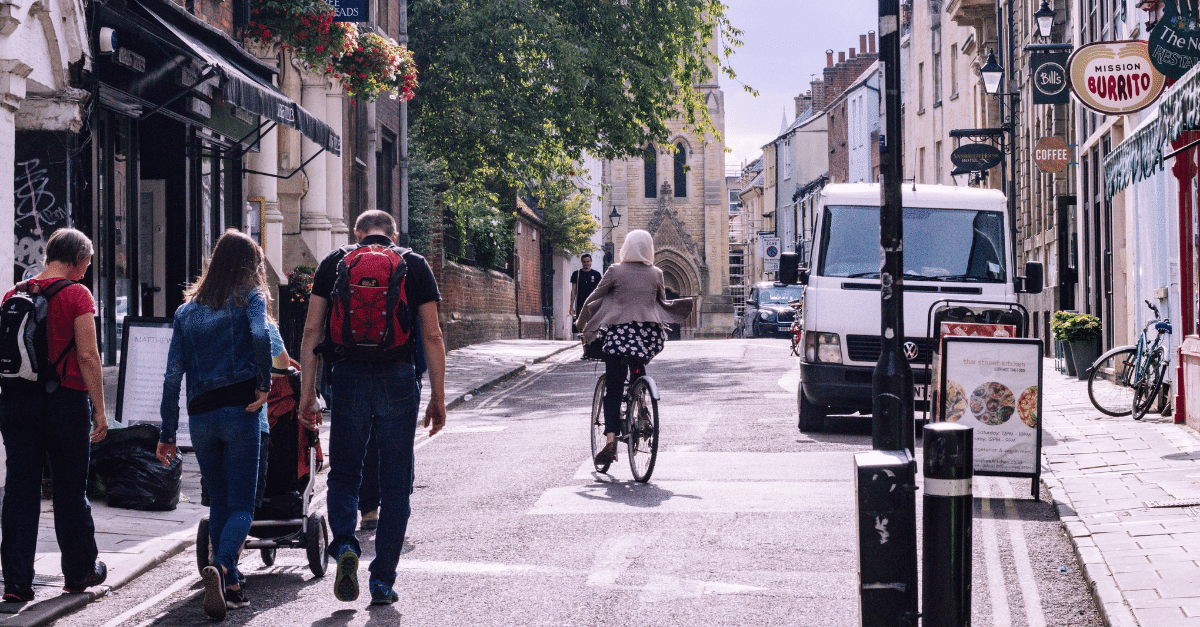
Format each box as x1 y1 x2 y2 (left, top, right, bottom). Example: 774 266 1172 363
1146 299 1161 319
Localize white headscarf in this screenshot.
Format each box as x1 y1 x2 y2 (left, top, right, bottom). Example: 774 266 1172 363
619 230 655 265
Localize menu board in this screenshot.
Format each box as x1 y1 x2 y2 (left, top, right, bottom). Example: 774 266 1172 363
939 336 1042 477
116 318 191 448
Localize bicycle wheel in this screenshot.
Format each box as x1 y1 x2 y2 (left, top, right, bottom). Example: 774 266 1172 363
1087 347 1137 417
626 378 659 483
1133 349 1167 420
591 375 610 473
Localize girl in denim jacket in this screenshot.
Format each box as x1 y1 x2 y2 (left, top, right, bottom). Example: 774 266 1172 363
156 230 271 619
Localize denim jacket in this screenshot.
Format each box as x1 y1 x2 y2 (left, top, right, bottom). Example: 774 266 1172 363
159 289 272 444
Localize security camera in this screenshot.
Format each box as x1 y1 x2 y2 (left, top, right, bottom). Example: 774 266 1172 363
99 27 117 54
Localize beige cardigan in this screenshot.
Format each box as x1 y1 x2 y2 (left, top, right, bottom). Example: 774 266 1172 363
574 262 694 342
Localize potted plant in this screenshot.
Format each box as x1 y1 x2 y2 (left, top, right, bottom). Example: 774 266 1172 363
1051 311 1078 377
1052 312 1102 380
334 31 418 101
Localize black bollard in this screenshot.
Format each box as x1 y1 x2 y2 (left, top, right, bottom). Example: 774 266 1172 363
922 422 973 627
855 450 919 627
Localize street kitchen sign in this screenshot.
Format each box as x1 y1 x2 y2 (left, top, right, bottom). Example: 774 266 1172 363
950 143 1004 172
1068 40 1166 115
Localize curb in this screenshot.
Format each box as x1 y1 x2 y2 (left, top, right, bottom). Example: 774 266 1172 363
0 534 195 627
445 344 576 411
1040 460 1140 627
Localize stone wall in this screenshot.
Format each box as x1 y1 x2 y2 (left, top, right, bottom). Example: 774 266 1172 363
434 257 519 351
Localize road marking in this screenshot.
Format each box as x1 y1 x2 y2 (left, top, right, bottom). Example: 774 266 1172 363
587 533 645 586
99 573 199 627
442 425 508 434
997 477 1047 627
527 480 855 515
978 478 1012 627
778 361 801 393
570 452 853 482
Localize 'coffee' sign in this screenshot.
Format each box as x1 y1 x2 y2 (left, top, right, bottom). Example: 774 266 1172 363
1031 51 1070 105
1034 137 1071 174
1068 40 1166 115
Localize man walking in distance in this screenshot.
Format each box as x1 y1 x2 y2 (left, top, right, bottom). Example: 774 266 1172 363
298 210 446 606
569 254 602 330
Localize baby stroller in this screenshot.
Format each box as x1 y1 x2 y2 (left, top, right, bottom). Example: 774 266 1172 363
195 366 330 577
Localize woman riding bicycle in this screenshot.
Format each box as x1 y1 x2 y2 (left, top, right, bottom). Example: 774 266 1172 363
575 230 693 467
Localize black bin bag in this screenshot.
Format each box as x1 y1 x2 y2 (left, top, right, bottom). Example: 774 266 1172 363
90 424 181 511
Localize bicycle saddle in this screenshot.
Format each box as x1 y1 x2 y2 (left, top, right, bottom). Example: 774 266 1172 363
1155 321 1173 334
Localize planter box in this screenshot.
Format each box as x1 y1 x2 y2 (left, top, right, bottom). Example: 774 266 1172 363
1069 339 1101 381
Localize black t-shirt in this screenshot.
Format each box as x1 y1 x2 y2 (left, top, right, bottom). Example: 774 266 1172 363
311 234 441 360
571 268 602 309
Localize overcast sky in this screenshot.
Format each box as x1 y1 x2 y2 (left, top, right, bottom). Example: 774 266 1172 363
720 0 880 171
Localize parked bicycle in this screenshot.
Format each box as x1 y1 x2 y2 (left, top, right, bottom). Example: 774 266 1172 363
589 362 660 482
1087 300 1173 420
788 298 803 356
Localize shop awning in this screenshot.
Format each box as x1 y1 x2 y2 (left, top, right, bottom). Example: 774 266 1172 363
1105 63 1200 199
139 2 340 156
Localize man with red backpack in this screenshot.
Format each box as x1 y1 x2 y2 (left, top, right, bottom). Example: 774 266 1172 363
298 210 446 607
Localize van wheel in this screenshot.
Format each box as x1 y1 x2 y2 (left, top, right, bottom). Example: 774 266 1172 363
798 388 826 432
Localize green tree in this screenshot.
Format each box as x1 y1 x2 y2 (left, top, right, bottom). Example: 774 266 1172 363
536 180 601 257
409 0 746 200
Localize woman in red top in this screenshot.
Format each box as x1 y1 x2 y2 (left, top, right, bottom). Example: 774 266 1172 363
1 228 108 603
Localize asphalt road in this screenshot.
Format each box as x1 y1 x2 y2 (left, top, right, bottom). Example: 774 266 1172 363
55 339 1102 626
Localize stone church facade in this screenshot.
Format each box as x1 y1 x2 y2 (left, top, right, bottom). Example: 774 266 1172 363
599 78 733 338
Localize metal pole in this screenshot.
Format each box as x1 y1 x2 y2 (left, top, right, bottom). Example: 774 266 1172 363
922 422 974 627
874 0 914 454
398 0 410 245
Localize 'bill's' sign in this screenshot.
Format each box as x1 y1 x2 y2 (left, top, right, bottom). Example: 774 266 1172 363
1068 40 1166 115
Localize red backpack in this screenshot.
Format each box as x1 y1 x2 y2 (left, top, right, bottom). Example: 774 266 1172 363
324 243 412 361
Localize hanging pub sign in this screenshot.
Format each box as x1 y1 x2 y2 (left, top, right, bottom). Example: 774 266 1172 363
1148 0 1200 80
950 143 1004 172
1034 136 1072 173
326 0 368 22
1031 51 1071 104
1068 40 1166 115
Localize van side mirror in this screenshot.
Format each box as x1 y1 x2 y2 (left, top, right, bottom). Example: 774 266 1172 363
779 252 800 285
1019 261 1044 294
798 267 809 285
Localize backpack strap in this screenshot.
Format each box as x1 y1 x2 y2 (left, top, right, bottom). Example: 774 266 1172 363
38 279 77 384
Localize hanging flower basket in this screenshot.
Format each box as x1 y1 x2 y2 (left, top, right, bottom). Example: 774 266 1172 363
333 31 418 101
248 0 355 71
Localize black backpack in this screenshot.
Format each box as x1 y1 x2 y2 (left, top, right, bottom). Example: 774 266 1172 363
0 279 75 391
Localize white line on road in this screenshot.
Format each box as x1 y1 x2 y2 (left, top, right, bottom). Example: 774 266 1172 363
997 477 1047 627
99 573 199 627
978 477 1012 627
586 533 645 586
777 360 801 394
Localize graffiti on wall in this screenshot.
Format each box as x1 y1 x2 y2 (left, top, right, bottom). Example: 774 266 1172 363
14 132 72 282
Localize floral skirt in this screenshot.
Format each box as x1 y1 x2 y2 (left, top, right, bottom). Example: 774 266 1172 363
600 322 666 362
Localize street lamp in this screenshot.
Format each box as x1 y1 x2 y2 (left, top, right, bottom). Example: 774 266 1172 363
980 50 1005 95
608 207 622 229
1035 0 1056 39
603 207 622 270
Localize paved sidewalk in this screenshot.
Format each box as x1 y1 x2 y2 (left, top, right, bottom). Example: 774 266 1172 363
0 339 575 626
1042 361 1200 627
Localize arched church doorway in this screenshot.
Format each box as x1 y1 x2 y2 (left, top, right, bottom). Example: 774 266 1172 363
664 287 682 341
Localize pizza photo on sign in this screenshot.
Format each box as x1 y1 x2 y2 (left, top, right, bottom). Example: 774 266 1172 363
1018 386 1039 429
970 382 1017 426
944 380 968 422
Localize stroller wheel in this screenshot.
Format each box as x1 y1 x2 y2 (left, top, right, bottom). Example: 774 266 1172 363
196 518 211 576
260 548 277 567
307 514 329 577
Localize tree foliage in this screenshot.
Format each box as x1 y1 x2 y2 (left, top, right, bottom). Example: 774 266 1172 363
535 180 600 257
409 0 746 198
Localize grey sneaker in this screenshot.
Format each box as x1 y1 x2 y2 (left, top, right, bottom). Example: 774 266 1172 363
333 548 359 602
201 566 227 620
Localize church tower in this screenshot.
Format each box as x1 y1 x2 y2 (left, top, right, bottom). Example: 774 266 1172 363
599 46 733 338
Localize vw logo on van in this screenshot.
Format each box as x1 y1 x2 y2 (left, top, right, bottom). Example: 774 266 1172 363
902 341 919 361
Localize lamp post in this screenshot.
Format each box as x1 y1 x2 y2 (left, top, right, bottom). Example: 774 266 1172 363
979 49 1019 258
603 207 622 270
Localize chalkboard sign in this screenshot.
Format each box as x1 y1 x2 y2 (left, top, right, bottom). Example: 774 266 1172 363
116 317 191 448
938 336 1043 499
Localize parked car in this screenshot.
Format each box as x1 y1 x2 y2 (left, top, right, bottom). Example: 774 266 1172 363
741 281 805 338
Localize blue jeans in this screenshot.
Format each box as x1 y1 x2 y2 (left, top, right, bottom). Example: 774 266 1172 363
0 386 99 589
326 361 418 587
190 405 262 582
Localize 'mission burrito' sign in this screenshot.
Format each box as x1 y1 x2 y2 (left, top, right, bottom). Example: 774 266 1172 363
1068 40 1166 115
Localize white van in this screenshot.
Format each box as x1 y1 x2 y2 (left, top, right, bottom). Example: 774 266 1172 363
796 183 1041 430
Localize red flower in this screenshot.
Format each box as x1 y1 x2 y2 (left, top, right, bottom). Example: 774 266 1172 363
316 45 324 52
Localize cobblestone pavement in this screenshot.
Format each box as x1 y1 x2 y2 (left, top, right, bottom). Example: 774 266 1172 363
1042 361 1200 627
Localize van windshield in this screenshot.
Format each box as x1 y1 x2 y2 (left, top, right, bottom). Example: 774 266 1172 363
816 205 1007 282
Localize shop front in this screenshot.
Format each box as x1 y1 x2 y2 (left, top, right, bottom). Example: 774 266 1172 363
1105 65 1200 429
90 0 338 363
